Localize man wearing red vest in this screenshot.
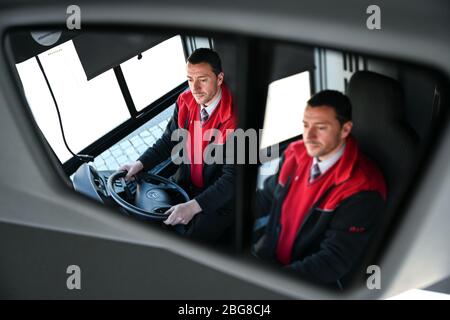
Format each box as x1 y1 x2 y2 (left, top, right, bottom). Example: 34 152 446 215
121 48 237 243
253 90 386 287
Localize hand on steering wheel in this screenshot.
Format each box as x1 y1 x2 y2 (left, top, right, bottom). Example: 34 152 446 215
119 161 144 181
107 170 189 221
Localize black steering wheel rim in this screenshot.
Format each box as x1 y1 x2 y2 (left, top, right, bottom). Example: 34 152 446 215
106 170 189 221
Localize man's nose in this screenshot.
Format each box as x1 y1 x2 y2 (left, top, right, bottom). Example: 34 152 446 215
193 80 201 91
305 128 317 140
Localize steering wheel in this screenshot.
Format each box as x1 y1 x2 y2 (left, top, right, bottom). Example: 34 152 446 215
106 170 189 221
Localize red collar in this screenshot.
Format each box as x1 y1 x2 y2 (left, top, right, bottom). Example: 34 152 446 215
283 135 359 186
180 83 234 124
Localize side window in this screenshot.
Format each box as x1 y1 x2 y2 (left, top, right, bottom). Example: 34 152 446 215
15 40 130 163
260 71 311 149
260 43 314 149
258 44 314 182
120 35 187 112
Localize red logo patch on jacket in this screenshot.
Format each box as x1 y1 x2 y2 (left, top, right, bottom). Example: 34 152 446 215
349 226 366 233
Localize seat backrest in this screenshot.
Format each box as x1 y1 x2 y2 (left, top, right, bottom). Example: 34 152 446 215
347 71 418 209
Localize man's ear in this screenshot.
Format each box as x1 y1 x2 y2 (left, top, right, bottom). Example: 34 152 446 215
217 72 224 86
341 121 353 139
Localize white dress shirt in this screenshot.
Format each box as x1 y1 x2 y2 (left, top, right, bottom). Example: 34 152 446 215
200 88 222 119
310 143 346 182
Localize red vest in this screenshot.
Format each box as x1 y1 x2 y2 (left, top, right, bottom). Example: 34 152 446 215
276 136 387 265
176 84 236 188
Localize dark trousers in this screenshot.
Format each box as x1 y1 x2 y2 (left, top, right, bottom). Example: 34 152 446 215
175 184 235 245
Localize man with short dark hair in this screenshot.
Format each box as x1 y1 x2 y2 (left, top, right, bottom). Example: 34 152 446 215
121 48 237 243
253 90 386 286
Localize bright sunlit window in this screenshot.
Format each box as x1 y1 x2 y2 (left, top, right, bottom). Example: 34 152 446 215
120 35 187 112
260 71 311 149
15 40 130 163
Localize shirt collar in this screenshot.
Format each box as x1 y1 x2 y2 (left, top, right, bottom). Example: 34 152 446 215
312 143 346 176
201 88 222 116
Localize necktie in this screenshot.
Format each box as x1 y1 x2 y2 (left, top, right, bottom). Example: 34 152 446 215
200 108 209 124
311 162 321 181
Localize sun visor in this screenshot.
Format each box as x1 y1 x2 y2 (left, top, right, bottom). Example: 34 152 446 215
9 30 80 64
72 32 176 80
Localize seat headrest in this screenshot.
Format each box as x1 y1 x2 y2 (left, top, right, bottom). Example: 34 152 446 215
348 71 404 125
